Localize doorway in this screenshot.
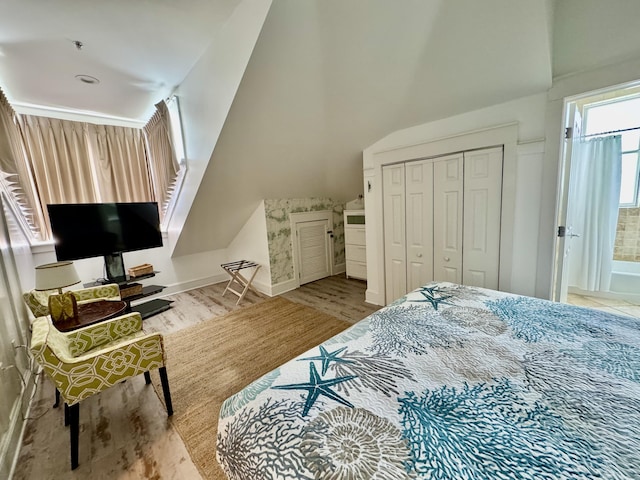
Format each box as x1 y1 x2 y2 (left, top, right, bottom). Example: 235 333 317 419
554 82 640 309
290 211 334 286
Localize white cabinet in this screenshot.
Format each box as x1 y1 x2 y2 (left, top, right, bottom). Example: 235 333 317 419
383 147 503 303
344 210 367 280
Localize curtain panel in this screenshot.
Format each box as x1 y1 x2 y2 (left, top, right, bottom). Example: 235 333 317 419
1 92 180 241
18 115 156 238
92 124 154 202
0 89 46 238
566 135 622 292
144 101 180 218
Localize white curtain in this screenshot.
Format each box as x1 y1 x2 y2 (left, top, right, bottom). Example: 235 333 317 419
567 135 622 292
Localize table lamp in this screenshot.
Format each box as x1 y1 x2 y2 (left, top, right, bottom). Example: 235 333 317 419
35 261 81 324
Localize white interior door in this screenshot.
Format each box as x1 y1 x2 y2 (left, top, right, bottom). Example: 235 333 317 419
295 218 331 285
433 154 464 283
553 103 582 302
406 160 434 291
383 164 407 303
463 147 503 289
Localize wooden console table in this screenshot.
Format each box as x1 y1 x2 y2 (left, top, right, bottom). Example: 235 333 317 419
54 300 127 333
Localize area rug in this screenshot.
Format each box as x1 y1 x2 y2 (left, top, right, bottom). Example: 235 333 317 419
151 296 350 480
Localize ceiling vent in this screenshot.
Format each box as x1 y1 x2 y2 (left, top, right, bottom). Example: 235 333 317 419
75 74 100 85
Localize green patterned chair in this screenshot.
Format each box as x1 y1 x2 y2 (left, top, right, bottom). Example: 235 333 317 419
30 312 173 470
23 283 121 318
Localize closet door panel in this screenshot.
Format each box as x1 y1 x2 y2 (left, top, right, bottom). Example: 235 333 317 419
433 154 463 284
463 147 503 289
406 160 433 291
383 164 407 302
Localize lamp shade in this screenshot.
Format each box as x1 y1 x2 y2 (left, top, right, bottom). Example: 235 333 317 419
35 261 81 292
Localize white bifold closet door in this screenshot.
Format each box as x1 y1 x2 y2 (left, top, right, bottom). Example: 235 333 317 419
383 147 502 303
433 154 464 283
462 148 503 288
383 163 408 301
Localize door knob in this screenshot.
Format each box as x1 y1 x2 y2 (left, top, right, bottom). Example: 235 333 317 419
444 257 450 262
416 253 422 258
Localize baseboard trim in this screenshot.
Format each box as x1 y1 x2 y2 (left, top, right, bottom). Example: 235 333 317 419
365 288 385 306
250 278 274 297
148 274 228 299
270 278 299 296
3 368 37 479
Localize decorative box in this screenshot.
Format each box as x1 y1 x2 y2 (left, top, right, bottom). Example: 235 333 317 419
128 263 154 277
120 283 143 299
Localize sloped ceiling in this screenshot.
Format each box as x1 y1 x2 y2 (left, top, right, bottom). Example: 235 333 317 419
173 0 553 255
0 0 555 257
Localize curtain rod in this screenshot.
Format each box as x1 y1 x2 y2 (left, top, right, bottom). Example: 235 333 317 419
581 125 640 138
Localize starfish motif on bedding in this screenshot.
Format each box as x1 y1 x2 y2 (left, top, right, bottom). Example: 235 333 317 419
299 345 354 375
414 285 453 310
272 362 356 416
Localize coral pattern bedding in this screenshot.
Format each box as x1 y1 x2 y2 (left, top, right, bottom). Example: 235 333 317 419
216 283 640 479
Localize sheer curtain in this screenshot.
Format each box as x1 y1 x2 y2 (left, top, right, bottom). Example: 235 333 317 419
567 135 622 292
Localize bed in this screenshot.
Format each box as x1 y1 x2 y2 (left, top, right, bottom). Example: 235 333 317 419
216 282 640 479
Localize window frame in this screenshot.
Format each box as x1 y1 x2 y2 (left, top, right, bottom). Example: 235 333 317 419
582 96 640 208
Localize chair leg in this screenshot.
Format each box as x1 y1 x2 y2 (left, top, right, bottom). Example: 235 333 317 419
144 371 151 384
159 367 173 416
68 403 80 470
54 388 60 408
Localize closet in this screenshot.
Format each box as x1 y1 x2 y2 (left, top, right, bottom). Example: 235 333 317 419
383 147 503 303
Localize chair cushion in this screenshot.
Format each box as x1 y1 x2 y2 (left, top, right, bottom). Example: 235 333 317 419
64 313 142 357
32 321 165 405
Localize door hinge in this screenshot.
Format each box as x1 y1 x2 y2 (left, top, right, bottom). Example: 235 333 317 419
565 127 573 140
557 226 566 237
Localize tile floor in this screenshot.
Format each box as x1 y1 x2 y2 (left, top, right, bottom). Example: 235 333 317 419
566 293 640 318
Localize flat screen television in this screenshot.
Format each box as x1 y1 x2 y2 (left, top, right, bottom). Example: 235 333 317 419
47 202 162 282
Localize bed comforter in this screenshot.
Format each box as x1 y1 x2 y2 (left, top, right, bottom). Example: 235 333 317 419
217 282 640 479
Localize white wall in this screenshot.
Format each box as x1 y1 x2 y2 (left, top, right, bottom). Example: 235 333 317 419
28 241 229 301
552 0 640 79
0 197 36 479
226 200 272 294
363 93 547 305
167 0 272 255
535 56 640 299
530 0 640 299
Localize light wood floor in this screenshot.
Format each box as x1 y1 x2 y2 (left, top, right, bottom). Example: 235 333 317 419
566 293 640 318
12 275 378 480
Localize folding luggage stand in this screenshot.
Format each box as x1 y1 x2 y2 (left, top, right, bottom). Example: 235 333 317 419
220 260 261 305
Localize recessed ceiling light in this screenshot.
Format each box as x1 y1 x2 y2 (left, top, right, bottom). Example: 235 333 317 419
75 74 100 85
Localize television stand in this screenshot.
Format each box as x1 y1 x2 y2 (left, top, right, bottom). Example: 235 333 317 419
133 298 173 318
84 272 172 320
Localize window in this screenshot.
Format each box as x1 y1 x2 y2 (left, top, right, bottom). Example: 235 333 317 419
166 95 186 166
583 96 640 207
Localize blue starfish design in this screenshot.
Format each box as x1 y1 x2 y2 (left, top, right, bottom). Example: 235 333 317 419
272 362 356 416
298 345 354 375
413 285 453 310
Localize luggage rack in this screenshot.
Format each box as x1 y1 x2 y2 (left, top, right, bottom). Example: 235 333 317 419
220 260 261 305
